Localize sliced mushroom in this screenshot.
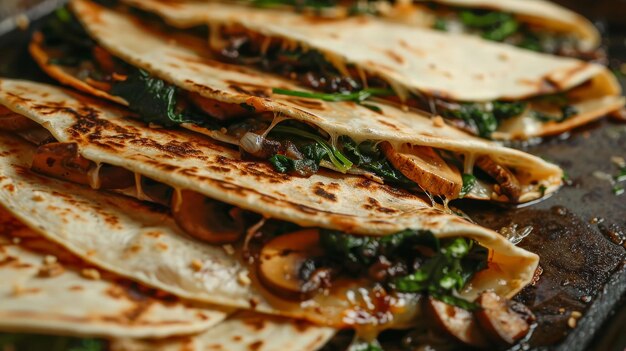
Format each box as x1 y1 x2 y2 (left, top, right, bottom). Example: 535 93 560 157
258 229 325 300
140 176 173 206
0 107 39 131
475 156 521 201
17 128 55 146
187 92 252 121
92 46 117 74
475 291 534 345
380 142 462 198
426 297 489 349
31 142 92 186
98 164 135 189
31 142 134 189
171 190 245 244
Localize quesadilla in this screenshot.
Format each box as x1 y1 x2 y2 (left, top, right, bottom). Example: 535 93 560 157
111 311 335 351
0 209 227 339
30 1 563 204
0 81 539 347
0 212 332 351
111 0 624 140
237 0 602 60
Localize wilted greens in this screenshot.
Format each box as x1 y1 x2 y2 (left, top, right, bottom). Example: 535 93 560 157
318 229 489 309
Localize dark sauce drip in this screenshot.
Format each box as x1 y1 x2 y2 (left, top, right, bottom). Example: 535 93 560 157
468 206 625 348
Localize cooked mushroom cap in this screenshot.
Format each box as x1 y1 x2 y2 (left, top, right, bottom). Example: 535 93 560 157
172 190 245 244
187 92 252 121
426 297 489 349
31 142 93 186
31 142 134 189
140 176 173 206
475 291 534 345
380 142 462 198
475 157 521 201
258 229 323 300
0 108 39 131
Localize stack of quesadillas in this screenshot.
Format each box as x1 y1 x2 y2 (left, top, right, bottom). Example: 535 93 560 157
0 0 617 349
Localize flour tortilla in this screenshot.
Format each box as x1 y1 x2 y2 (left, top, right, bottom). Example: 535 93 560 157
0 210 226 338
114 0 623 138
32 0 565 203
0 85 538 327
111 311 335 351
426 0 600 51
235 0 600 51
0 211 331 347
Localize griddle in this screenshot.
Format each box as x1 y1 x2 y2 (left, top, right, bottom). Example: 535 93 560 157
0 2 624 351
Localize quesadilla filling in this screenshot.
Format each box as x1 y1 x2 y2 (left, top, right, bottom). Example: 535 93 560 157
426 6 603 61
0 115 534 345
209 25 589 139
247 0 604 61
33 9 553 203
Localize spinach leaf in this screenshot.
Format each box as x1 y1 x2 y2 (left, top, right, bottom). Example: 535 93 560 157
393 237 488 310
492 101 527 119
270 125 353 172
0 334 104 351
482 16 519 42
318 228 488 309
319 229 437 267
268 154 319 176
444 104 498 138
433 18 448 31
301 142 328 164
340 137 415 186
460 10 513 28
251 0 337 10
268 154 291 173
615 167 626 182
459 173 477 198
111 69 202 127
459 10 519 42
272 87 393 104
41 7 95 65
531 105 579 123
443 101 526 138
518 33 544 52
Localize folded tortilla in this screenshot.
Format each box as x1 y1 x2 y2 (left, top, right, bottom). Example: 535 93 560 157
0 210 332 349
111 311 335 351
0 209 227 338
114 0 623 140
30 0 564 204
232 0 600 56
0 83 539 331
424 0 600 52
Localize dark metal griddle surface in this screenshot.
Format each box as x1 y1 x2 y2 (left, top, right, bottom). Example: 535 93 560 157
0 4 625 351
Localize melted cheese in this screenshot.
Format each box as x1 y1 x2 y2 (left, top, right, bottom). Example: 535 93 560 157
208 23 226 51
463 153 476 174
134 173 152 202
261 113 290 137
260 36 272 56
172 187 183 213
324 52 351 78
493 110 543 139
87 162 102 190
356 66 369 88
387 80 410 103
